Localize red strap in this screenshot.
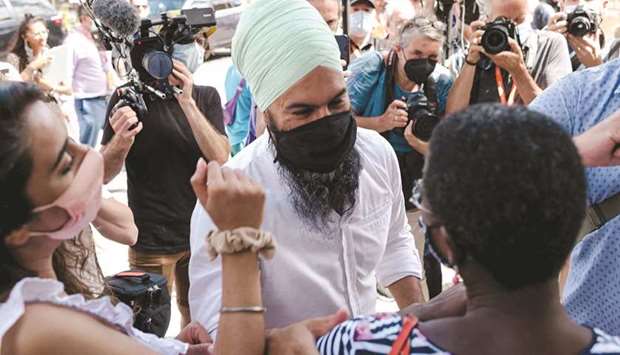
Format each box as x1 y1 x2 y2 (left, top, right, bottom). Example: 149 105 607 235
495 66 517 105
389 315 418 355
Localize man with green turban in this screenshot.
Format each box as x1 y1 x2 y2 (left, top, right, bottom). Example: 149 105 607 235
189 0 424 336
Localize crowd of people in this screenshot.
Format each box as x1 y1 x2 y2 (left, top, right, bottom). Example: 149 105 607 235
2 0 620 353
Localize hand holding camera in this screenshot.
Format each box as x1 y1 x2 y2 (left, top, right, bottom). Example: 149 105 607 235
379 99 409 132
472 17 526 75
568 33 603 68
466 20 486 64
109 105 143 148
169 59 194 105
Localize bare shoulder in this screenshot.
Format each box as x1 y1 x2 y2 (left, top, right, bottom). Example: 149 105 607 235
2 303 155 355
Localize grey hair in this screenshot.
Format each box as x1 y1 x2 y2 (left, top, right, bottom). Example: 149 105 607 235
397 15 446 49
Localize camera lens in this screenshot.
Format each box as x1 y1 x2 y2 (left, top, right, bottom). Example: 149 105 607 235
482 26 509 54
568 16 592 37
142 51 173 80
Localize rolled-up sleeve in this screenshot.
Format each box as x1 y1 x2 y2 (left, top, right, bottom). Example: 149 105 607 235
188 202 222 338
376 148 423 287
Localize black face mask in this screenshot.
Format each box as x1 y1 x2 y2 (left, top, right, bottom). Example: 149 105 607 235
404 57 437 85
269 111 358 173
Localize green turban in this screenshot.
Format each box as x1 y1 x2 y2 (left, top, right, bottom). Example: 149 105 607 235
232 0 343 112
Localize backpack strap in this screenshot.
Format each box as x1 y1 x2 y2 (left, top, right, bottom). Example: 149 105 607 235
389 315 419 355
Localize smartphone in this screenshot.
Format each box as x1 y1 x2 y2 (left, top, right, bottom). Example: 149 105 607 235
335 34 350 70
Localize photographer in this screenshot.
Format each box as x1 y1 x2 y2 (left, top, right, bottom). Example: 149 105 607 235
446 0 572 113
546 0 611 70
348 15 453 298
100 53 229 328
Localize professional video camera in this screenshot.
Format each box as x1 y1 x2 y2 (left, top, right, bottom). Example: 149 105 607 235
481 17 519 54
566 5 600 37
80 0 215 117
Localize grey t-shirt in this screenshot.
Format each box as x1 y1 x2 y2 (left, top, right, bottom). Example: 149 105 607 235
470 29 572 104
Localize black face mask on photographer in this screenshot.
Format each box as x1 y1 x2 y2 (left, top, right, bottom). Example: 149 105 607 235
268 111 358 173
402 52 437 85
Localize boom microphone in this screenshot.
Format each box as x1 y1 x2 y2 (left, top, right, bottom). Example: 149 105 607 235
91 0 140 38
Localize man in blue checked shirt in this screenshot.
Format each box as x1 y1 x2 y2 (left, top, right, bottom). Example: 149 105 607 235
530 59 620 335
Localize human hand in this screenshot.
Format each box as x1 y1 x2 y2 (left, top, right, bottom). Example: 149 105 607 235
486 38 526 75
567 33 603 68
400 283 467 321
467 20 486 64
177 322 214 355
54 81 73 96
169 59 194 104
109 105 143 147
404 120 429 154
547 12 568 34
379 99 409 132
191 159 265 230
574 110 620 167
267 309 349 355
29 54 52 71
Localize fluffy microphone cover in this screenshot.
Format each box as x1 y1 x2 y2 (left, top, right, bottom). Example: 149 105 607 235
92 0 140 37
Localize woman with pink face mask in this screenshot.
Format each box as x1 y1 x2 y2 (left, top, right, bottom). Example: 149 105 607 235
0 81 276 355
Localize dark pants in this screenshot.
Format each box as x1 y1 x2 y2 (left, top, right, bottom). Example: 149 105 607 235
396 150 443 299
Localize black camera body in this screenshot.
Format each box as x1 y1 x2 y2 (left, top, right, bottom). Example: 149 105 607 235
566 6 599 37
481 17 518 54
131 8 216 100
405 91 440 142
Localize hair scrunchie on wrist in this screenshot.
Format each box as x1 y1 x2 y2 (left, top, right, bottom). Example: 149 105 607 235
207 227 276 261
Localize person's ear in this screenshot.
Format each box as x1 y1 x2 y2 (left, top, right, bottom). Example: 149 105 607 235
4 228 31 248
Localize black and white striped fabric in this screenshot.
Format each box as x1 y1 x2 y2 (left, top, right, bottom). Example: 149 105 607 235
316 313 620 355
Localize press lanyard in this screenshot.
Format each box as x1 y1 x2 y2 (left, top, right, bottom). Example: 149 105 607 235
495 66 517 105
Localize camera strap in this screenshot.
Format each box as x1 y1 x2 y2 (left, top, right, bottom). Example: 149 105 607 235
494 66 517 105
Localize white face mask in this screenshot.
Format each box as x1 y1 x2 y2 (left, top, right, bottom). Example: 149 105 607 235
350 11 375 39
172 41 205 73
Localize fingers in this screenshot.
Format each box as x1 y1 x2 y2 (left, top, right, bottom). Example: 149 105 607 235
206 161 223 186
470 20 485 31
191 158 209 193
392 99 408 110
404 120 414 137
304 309 350 338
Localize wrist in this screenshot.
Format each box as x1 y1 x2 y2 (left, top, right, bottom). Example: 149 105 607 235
465 56 479 66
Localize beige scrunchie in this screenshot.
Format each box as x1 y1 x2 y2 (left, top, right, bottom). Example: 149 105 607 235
207 227 276 261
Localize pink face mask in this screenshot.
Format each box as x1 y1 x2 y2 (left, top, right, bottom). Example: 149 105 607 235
29 149 104 240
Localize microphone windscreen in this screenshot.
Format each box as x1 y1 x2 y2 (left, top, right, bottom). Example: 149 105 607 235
91 0 140 37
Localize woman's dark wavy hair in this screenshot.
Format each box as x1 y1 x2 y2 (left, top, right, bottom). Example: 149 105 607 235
424 104 587 290
0 82 108 301
5 14 46 71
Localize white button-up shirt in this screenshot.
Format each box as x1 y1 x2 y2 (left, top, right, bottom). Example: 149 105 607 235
188 128 422 335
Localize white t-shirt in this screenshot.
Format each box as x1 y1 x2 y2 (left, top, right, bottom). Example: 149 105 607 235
0 61 22 81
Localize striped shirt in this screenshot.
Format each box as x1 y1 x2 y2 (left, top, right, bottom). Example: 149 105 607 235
317 313 620 354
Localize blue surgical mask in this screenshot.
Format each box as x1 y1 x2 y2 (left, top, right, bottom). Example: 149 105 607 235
172 41 205 73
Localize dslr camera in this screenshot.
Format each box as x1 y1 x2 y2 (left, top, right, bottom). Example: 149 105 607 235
481 17 518 54
131 8 216 100
566 6 600 37
405 91 440 142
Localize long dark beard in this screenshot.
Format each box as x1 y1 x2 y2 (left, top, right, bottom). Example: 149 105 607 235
271 140 362 233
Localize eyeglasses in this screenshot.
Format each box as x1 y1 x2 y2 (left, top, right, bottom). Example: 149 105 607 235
29 29 49 37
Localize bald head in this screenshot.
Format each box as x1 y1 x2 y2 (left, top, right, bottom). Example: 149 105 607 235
490 0 529 22
307 0 340 32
